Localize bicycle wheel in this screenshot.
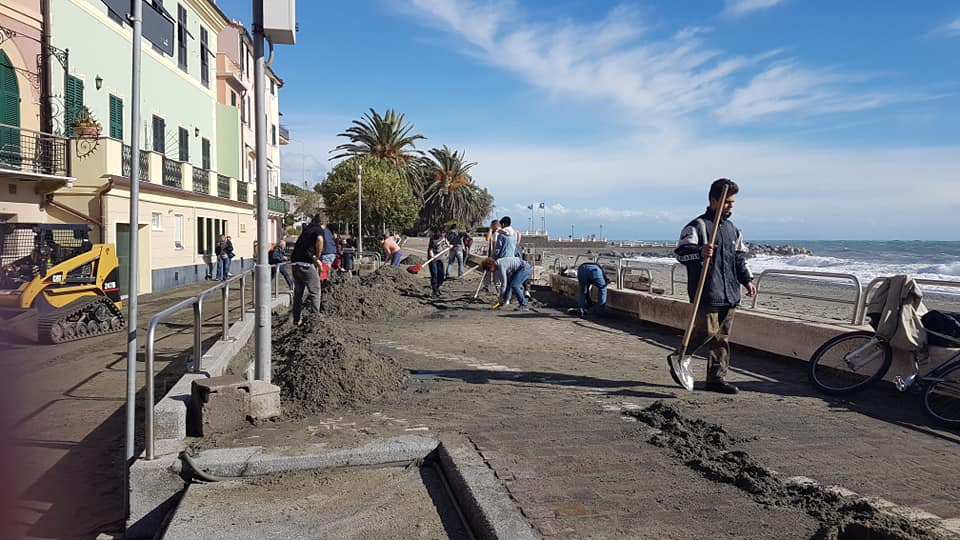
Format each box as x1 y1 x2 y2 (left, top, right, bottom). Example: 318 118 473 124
808 330 892 395
922 362 960 426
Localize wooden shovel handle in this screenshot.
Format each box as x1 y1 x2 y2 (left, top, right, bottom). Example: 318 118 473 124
680 184 729 349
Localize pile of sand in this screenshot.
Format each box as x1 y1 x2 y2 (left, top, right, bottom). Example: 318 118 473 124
272 315 408 416
400 254 425 265
629 402 946 540
319 265 431 321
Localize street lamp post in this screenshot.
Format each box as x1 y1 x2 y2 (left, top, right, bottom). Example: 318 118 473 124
356 163 362 255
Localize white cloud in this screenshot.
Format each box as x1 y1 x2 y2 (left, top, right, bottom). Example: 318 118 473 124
403 0 904 128
723 0 786 18
937 17 960 37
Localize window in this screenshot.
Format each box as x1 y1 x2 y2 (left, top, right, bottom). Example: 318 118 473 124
174 214 184 249
240 96 246 124
152 115 165 153
239 223 246 234
199 27 209 87
177 5 187 71
151 212 162 231
178 127 189 161
201 138 210 170
109 94 123 139
239 40 246 76
64 75 84 137
271 124 276 145
196 216 204 254
230 91 236 106
270 80 275 95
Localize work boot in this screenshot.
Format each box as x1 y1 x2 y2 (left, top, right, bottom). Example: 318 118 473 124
704 381 739 394
517 304 528 311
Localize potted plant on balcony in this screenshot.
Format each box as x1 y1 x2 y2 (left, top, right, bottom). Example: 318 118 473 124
71 106 102 138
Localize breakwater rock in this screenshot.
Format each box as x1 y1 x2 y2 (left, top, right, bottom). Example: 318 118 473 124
746 243 812 258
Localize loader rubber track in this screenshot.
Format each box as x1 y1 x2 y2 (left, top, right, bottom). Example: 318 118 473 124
38 296 126 344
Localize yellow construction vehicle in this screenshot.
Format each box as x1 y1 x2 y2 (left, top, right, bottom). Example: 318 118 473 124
0 223 125 343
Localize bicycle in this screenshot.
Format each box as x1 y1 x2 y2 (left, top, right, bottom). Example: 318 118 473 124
807 327 960 426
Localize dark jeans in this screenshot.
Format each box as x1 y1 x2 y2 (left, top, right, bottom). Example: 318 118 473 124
389 250 402 266
694 307 735 382
446 247 464 276
577 264 607 315
292 264 322 323
428 259 445 290
271 264 293 288
216 255 228 279
505 265 532 306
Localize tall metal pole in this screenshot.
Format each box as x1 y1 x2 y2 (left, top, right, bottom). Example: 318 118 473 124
125 0 142 467
123 0 143 519
253 0 271 383
356 163 363 255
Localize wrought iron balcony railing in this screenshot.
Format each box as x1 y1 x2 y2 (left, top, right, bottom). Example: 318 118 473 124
268 195 288 213
162 157 182 188
122 144 150 181
217 174 230 198
236 180 249 202
0 123 70 178
192 167 209 194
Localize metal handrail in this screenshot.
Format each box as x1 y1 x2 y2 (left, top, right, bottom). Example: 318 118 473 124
359 250 382 269
618 263 654 293
144 267 253 460
750 269 863 324
857 277 960 325
670 263 686 296
595 256 623 288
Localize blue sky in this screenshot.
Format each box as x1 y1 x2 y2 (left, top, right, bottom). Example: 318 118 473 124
220 0 960 240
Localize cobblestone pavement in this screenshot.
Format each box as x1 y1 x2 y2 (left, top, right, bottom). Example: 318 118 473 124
200 279 960 539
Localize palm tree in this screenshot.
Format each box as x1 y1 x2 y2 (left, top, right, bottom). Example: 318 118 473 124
417 146 491 228
331 108 426 164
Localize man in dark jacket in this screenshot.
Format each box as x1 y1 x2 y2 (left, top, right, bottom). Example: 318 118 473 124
675 178 757 394
290 215 325 325
269 240 293 288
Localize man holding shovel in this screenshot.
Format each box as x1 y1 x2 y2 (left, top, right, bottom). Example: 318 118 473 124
673 178 757 394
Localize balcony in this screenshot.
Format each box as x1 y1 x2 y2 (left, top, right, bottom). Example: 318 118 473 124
0 123 70 178
217 174 230 198
278 125 290 146
122 144 150 181
236 180 249 202
162 157 182 188
192 167 209 194
268 194 288 214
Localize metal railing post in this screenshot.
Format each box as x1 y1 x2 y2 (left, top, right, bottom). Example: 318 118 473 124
239 274 246 321
221 286 229 340
145 326 155 460
193 302 202 373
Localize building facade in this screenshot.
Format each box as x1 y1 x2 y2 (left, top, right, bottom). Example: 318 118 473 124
41 0 255 295
215 20 287 246
0 0 75 224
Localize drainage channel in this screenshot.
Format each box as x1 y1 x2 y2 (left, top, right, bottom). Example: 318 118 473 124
162 459 475 539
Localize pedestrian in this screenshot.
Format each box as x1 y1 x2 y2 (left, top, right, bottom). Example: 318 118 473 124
269 240 293 288
341 234 356 274
223 235 235 279
493 216 520 260
485 219 501 257
480 256 531 311
290 214 325 325
427 226 447 296
674 178 757 395
446 223 465 278
576 262 607 317
380 233 402 266
320 223 337 268
214 234 227 280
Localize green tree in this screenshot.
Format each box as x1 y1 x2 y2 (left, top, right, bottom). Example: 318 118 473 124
293 190 325 219
331 108 426 164
416 146 492 229
318 156 418 238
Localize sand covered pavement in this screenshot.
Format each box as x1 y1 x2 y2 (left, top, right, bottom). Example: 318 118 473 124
203 266 960 539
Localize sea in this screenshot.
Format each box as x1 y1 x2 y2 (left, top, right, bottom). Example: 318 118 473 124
625 240 960 288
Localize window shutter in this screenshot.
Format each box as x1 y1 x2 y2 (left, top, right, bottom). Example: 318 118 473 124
201 138 210 170
178 127 188 161
152 115 165 153
64 75 84 136
109 95 123 139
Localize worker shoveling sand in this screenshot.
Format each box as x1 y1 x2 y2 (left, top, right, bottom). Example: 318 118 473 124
320 265 432 321
272 315 408 417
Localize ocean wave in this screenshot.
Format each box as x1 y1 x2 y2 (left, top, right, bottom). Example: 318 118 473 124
917 262 960 277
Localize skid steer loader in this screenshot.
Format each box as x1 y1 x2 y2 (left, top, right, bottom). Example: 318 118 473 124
0 223 125 344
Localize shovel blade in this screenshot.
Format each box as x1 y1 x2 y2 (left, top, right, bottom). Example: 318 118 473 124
667 352 694 392
406 265 422 274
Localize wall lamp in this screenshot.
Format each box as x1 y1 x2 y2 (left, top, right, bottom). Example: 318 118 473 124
95 75 103 90
194 127 200 137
